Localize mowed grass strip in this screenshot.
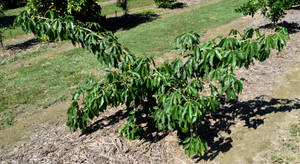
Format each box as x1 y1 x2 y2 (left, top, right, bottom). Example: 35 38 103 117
0 48 103 129
3 7 25 16
117 0 246 57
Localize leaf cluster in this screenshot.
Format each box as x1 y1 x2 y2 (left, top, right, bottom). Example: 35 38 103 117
154 0 177 9
14 10 135 67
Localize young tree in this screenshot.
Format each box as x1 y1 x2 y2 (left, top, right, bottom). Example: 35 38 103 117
154 0 177 8
15 0 290 159
236 0 295 25
117 0 128 15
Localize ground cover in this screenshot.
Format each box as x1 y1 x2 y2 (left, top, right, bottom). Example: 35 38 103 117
117 0 246 57
0 46 104 129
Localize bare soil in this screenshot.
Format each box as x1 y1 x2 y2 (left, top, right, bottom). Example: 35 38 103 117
1 4 300 164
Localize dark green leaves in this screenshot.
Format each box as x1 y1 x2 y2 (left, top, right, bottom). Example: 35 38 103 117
183 136 208 157
15 11 135 68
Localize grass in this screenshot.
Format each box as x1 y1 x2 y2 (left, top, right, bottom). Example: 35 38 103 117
132 9 159 15
0 0 247 129
1 7 26 40
2 26 27 40
117 0 246 57
0 47 104 129
97 0 112 2
267 120 300 163
102 0 153 15
3 7 25 16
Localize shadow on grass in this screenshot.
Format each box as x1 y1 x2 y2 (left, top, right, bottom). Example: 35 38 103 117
0 15 16 28
104 13 159 32
170 2 187 9
5 38 40 51
80 95 300 161
259 21 300 34
290 4 300 10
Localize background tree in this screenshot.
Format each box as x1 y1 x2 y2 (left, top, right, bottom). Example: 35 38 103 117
236 0 299 25
154 0 177 8
117 0 128 15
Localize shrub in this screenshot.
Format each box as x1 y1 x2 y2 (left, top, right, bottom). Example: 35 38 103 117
25 0 104 24
154 0 177 9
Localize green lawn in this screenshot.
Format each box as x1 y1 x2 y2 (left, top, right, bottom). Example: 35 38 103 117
2 26 26 39
3 7 25 16
0 0 246 129
1 8 26 40
117 0 246 57
0 47 103 128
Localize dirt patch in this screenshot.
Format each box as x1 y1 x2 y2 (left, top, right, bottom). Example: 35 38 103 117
0 101 69 154
1 4 300 164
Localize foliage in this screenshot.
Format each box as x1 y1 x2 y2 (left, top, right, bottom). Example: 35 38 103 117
154 0 177 9
65 25 289 157
24 0 104 24
236 0 298 24
15 11 131 66
14 0 107 42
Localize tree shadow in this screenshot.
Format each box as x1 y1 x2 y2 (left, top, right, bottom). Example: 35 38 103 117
81 95 300 160
170 2 187 9
259 21 300 34
81 106 168 143
198 95 300 162
81 109 130 136
5 38 40 51
0 15 17 28
290 5 300 10
103 13 159 32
